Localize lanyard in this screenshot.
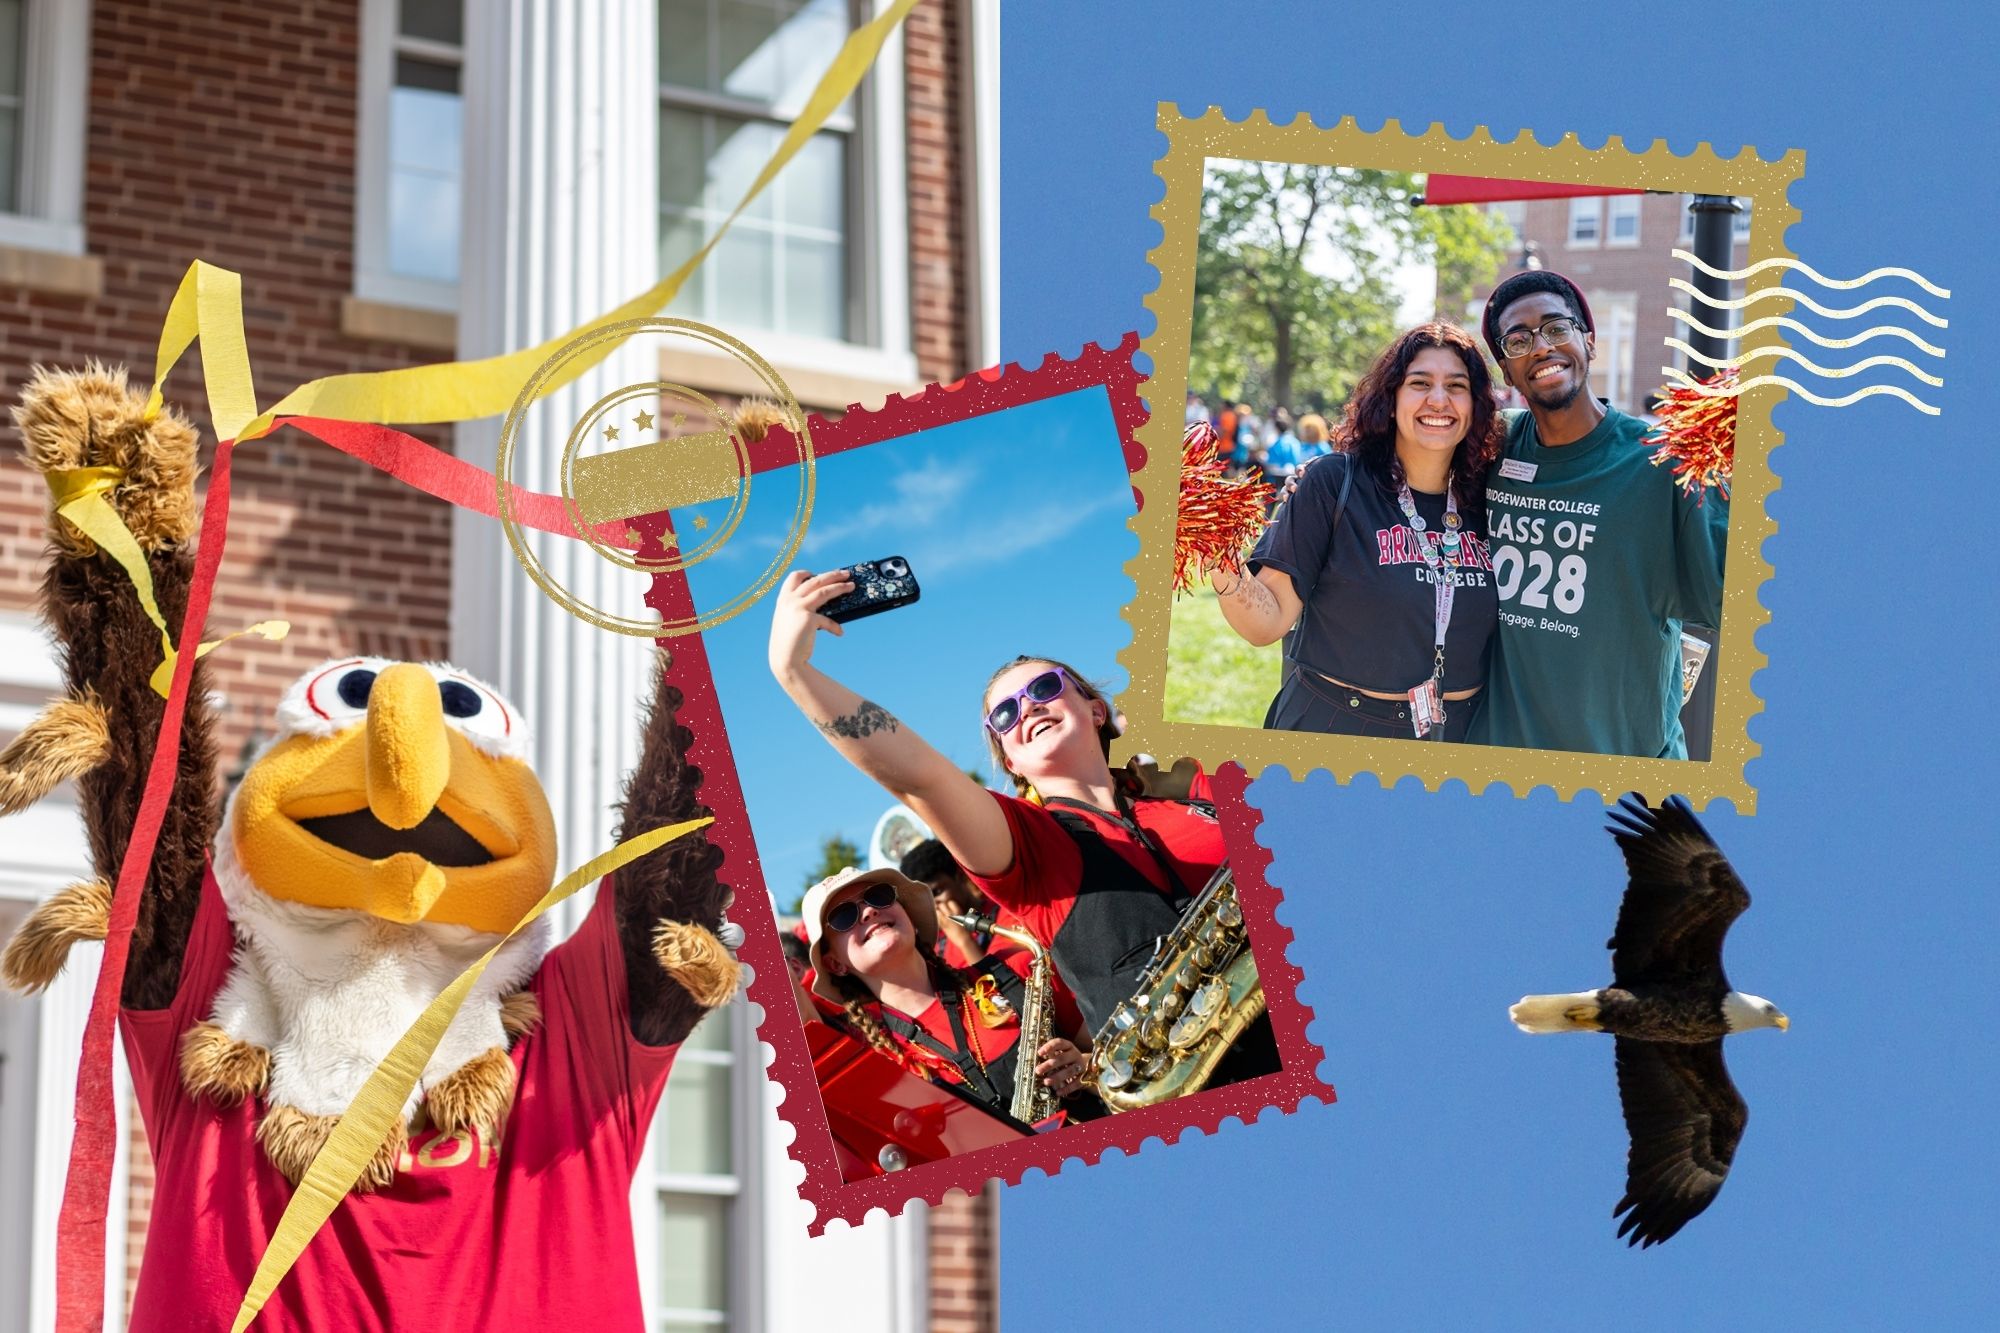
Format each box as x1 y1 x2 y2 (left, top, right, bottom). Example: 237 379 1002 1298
876 971 1007 1102
1397 476 1463 737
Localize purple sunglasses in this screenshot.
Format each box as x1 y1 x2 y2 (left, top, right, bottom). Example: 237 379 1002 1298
984 666 1071 736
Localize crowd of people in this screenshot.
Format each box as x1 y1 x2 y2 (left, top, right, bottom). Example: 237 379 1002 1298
1186 396 1337 500
766 586 1281 1173
1204 270 1727 758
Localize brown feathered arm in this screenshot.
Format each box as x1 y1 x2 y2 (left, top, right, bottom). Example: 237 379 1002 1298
611 651 741 1048
0 367 220 1009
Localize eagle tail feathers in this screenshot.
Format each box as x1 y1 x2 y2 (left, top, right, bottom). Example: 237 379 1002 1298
1510 991 1602 1033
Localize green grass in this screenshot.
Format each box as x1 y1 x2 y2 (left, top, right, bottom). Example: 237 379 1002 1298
1161 587 1282 729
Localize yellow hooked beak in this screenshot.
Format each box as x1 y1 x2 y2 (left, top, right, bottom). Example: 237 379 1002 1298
233 663 557 932
366 663 452 831
1774 1013 1791 1031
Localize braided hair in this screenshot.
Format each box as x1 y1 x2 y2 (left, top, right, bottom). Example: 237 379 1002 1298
826 955 993 1084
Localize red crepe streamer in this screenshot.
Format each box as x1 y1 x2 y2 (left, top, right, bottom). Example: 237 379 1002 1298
1174 421 1271 593
50 419 598 1332
1647 368 1737 504
56 438 237 1333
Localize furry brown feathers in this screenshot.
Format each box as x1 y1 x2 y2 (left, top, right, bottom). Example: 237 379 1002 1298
0 878 110 992
15 363 200 556
0 689 110 816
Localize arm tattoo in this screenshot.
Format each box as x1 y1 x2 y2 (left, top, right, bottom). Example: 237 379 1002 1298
1230 572 1279 618
816 699 900 740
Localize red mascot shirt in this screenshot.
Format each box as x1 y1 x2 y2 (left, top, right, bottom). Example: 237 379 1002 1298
119 868 677 1332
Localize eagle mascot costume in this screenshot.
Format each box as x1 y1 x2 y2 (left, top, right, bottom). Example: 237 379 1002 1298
0 366 744 1330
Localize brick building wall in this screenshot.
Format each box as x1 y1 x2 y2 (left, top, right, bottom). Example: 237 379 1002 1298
929 1186 999 1333
2 0 994 1327
1465 193 1751 415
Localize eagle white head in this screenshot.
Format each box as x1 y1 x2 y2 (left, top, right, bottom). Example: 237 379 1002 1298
1721 991 1790 1033
226 656 556 932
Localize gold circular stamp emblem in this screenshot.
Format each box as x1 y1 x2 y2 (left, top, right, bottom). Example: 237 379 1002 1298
496 317 815 636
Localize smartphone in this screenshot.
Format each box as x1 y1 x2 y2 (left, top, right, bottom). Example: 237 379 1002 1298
821 556 921 624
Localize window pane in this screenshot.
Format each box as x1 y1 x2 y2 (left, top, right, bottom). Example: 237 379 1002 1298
395 54 460 96
661 211 707 314
658 1194 730 1314
784 234 845 341
659 0 711 92
660 105 708 211
654 1056 734 1175
718 0 786 103
399 0 463 46
0 0 24 100
714 225 776 329
773 0 854 119
0 106 16 214
388 80 462 282
684 1006 734 1053
707 115 779 220
778 130 844 235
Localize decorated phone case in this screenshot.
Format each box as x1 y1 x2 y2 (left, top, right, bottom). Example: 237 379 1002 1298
822 556 922 624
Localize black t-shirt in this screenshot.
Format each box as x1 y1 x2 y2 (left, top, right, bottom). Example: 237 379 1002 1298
1249 453 1499 694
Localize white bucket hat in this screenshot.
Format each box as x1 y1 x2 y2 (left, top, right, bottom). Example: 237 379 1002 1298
799 865 938 1003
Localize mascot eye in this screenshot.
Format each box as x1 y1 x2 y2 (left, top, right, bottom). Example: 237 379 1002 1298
336 669 378 710
439 680 482 718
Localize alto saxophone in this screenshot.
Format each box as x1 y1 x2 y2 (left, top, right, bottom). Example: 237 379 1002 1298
949 912 1059 1124
1090 864 1263 1112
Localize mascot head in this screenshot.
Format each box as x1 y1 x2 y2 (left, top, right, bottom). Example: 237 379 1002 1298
230 657 557 932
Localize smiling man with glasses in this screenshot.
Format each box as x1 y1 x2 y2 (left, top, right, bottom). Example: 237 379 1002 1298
1470 270 1729 758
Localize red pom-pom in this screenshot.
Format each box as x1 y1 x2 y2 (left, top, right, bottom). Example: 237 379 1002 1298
1648 367 1737 504
1174 422 1272 594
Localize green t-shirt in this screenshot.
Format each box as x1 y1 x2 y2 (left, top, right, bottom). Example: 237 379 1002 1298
1469 405 1728 758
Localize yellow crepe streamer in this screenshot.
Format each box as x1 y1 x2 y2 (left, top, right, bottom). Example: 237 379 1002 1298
142 0 919 447
230 815 714 1333
46 468 291 697
144 260 258 442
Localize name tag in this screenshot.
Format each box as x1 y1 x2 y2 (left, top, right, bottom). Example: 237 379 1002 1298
1498 458 1538 482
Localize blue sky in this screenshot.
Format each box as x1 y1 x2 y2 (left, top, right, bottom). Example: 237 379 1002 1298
679 387 1138 908
993 1 1996 1326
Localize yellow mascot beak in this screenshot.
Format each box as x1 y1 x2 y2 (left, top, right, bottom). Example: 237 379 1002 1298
232 663 557 933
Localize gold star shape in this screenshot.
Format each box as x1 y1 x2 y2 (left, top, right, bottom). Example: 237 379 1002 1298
660 529 679 549
692 513 709 531
671 412 686 432
603 423 621 442
623 527 643 547
634 408 655 432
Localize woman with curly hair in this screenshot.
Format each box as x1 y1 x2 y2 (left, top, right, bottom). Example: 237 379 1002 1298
1211 322 1503 741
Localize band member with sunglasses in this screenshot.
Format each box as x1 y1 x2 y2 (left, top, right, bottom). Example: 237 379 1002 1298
1213 323 1503 740
768 574 1280 1084
1472 271 1728 758
796 866 1098 1124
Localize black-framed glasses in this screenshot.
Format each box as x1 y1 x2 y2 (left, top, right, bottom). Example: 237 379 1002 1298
826 882 899 934
1498 316 1586 359
984 667 1070 736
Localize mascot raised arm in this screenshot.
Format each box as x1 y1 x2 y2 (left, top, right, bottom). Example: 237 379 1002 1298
0 365 742 1330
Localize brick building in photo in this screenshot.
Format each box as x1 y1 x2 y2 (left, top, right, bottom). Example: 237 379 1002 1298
1456 191 1753 416
0 2 1000 1330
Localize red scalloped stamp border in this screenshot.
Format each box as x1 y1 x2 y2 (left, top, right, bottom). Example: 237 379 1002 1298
638 336 1333 1232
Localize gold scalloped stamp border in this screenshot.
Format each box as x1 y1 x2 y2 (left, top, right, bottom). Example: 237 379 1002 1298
1118 108 1804 811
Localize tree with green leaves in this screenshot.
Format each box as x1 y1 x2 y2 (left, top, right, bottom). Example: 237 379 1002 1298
786 832 864 914
1190 162 1514 418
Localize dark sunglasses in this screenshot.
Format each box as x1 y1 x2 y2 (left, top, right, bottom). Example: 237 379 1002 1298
826 882 899 934
984 667 1071 736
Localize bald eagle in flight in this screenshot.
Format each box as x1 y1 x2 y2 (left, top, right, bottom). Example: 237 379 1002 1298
1510 794 1788 1247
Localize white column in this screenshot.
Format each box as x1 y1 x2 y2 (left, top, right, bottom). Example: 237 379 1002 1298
451 1 661 925
450 7 663 1320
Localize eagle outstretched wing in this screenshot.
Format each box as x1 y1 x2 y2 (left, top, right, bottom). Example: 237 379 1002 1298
1612 1037 1747 1246
1606 794 1750 988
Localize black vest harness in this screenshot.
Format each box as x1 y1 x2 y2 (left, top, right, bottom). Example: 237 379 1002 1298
1041 796 1213 1034
872 955 1027 1113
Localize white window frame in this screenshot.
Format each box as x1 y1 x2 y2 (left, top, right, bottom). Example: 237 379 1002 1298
1566 196 1601 248
353 0 463 312
657 0 915 387
1678 193 1697 244
1606 194 1640 248
1587 291 1638 413
647 992 763 1333
0 0 90 255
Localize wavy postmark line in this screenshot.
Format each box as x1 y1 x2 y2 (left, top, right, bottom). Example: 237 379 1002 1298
1660 365 1941 416
1667 307 1946 358
1670 277 1949 328
1671 247 1950 299
1665 337 1945 387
